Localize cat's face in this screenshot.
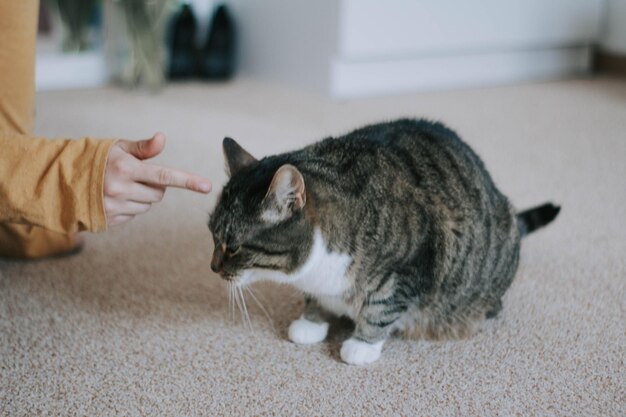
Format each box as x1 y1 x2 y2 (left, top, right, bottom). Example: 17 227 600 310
208 138 309 284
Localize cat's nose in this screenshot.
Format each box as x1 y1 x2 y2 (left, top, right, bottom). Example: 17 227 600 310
211 244 226 273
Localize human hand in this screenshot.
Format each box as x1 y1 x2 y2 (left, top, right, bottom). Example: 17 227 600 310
104 133 212 227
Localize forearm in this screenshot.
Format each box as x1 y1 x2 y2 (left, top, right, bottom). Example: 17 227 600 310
0 133 116 234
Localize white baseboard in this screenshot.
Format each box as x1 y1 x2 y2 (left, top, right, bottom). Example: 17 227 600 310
330 46 591 99
36 51 109 91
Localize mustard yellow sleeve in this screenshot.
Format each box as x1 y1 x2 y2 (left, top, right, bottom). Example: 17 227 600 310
0 134 116 234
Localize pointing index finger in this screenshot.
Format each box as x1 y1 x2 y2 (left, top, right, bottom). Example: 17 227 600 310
133 163 212 193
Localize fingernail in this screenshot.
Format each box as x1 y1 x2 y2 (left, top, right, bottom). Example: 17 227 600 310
199 183 211 193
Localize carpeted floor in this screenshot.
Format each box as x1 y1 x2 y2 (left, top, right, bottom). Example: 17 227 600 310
1 77 625 416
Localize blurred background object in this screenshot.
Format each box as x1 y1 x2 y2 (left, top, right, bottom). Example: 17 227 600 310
167 3 198 79
37 0 107 90
37 0 235 91
199 4 236 80
105 0 173 90
166 3 236 80
594 0 626 74
36 0 625 97
49 0 100 52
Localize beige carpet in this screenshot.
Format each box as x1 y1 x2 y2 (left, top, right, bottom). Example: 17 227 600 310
1 77 625 416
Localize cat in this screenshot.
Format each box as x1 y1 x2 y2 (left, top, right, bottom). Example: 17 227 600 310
208 119 560 365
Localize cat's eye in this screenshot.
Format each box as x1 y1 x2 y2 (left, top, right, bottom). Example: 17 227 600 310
226 245 240 255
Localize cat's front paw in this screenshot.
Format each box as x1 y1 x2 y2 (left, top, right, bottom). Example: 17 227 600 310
288 318 329 344
340 338 384 365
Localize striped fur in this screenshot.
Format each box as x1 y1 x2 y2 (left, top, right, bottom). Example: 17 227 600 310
209 119 559 359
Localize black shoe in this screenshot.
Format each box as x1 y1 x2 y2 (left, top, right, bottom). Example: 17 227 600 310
167 4 198 79
200 4 236 80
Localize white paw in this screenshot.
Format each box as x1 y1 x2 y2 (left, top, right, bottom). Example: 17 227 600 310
340 338 384 365
288 318 329 344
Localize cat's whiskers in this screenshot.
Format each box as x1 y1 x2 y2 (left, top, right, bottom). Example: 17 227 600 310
226 283 231 321
237 286 253 330
225 281 231 323
226 284 262 338
232 283 237 315
244 286 276 333
233 283 246 327
229 282 236 324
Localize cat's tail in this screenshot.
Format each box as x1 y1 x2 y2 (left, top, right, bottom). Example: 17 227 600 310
516 203 561 237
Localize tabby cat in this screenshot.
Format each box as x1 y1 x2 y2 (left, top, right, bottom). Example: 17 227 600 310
208 119 559 365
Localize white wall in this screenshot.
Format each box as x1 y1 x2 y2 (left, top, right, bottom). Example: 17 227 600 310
230 0 339 92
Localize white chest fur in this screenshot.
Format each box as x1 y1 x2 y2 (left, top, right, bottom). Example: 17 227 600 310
239 229 354 316
290 229 352 296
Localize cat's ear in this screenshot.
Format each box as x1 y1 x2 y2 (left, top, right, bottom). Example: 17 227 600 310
223 137 257 176
262 164 306 223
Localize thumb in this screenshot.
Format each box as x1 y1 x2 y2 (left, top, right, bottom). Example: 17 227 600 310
118 132 166 160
